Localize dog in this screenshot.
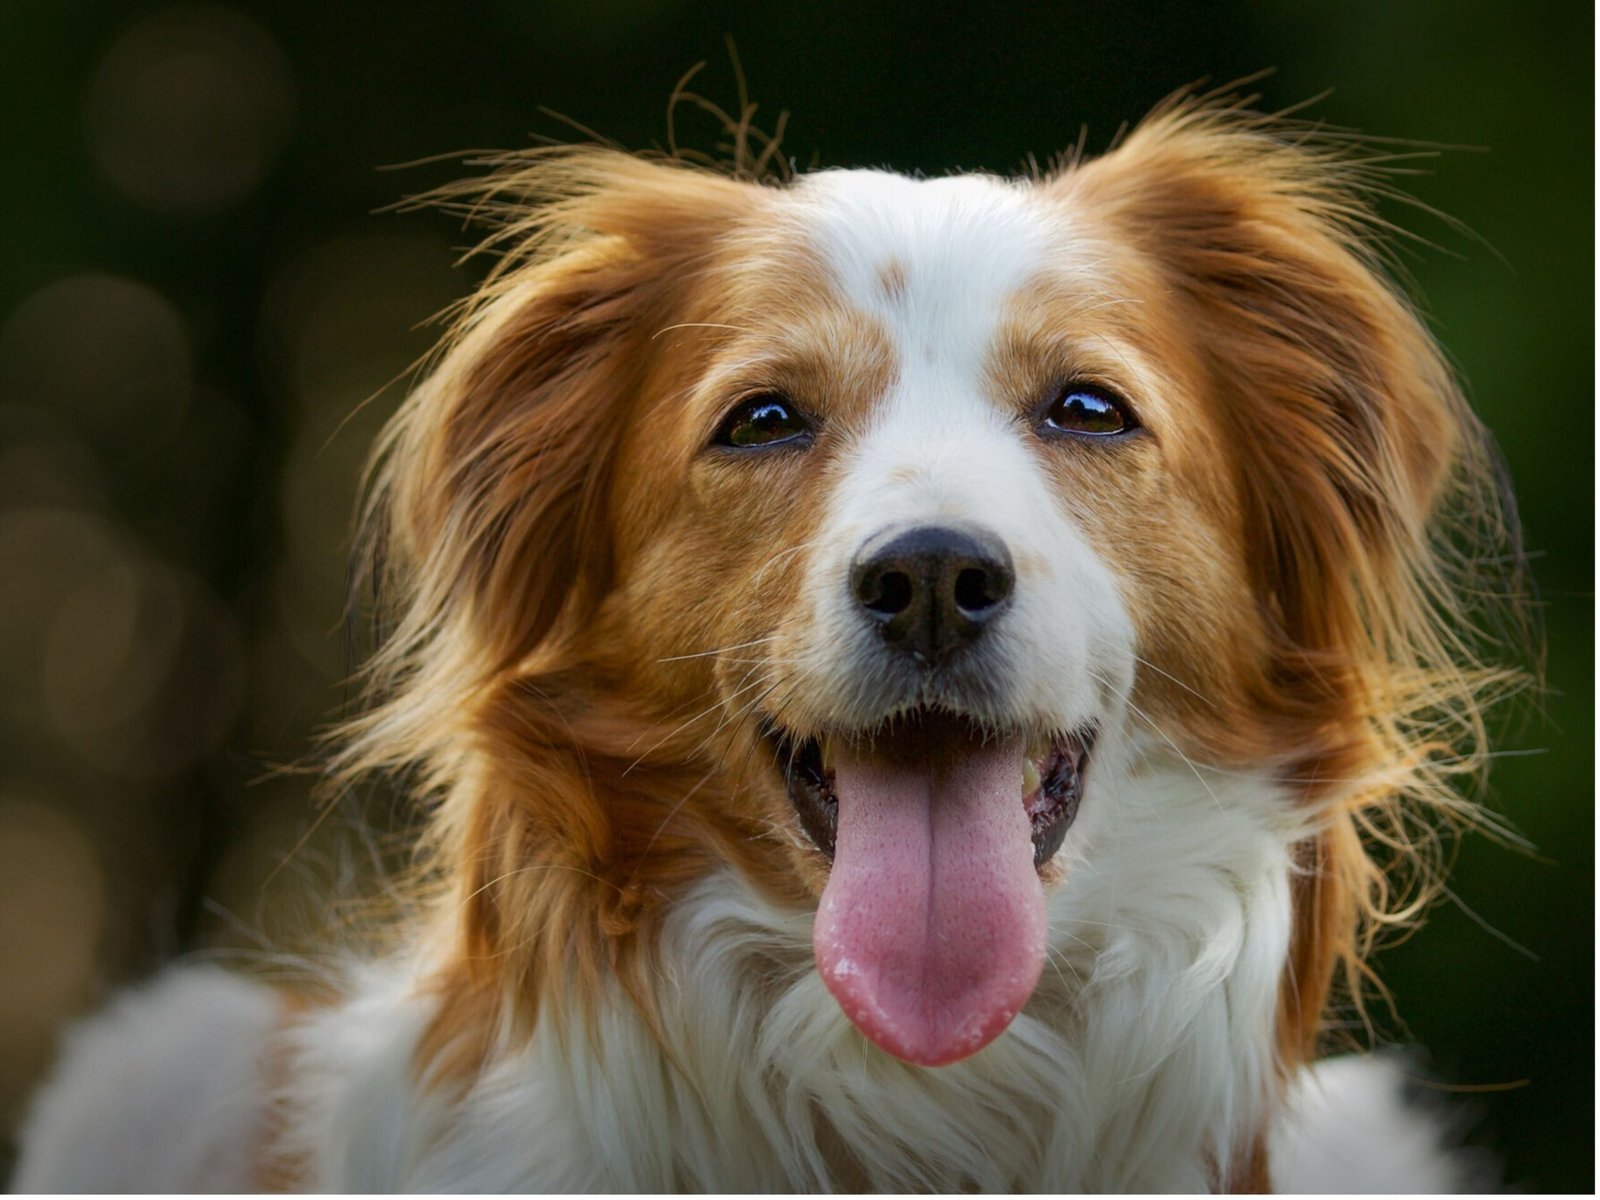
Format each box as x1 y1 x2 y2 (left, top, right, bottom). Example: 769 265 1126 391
15 93 1520 1191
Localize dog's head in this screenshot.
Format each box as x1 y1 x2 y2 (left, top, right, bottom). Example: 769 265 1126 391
342 99 1518 1071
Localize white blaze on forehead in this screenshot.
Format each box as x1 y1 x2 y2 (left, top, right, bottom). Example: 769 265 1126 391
793 169 1052 381
791 169 1056 526
790 169 1062 533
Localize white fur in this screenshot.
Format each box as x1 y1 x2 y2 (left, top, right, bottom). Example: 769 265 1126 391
14 966 278 1192
16 761 1473 1192
794 169 1052 358
280 755 1299 1192
1272 1054 1491 1193
7 728 1474 1191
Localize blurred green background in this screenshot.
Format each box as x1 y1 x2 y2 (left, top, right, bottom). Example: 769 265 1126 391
0 0 1591 1189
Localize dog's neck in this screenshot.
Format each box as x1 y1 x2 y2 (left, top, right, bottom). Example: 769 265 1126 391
613 754 1297 1192
285 754 1302 1191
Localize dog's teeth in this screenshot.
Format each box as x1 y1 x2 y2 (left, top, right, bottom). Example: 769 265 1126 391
1022 757 1041 796
820 737 834 774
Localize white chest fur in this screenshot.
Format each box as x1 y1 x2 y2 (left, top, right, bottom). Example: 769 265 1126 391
283 758 1298 1192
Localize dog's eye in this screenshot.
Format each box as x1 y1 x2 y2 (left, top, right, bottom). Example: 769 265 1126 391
1042 386 1135 438
714 393 813 449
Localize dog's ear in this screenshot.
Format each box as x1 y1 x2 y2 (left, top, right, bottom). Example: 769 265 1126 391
1064 101 1522 1071
1066 102 1476 681
375 153 759 664
340 153 760 780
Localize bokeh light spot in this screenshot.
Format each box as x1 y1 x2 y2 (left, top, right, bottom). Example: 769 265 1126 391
83 4 296 214
0 275 193 448
0 508 127 728
42 559 187 741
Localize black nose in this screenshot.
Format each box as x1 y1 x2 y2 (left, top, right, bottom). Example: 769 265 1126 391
850 524 1015 664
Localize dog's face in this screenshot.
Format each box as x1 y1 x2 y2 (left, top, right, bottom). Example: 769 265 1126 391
600 169 1284 1062
376 107 1489 1073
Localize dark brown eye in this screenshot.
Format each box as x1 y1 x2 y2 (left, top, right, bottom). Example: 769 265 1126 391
1042 385 1135 437
714 393 812 449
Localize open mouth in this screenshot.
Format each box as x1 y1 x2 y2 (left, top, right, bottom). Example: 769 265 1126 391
769 713 1093 870
762 708 1096 1068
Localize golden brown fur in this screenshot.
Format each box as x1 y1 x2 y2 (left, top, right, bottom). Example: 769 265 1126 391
318 91 1525 1179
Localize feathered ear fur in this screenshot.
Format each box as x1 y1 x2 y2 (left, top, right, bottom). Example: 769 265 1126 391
326 153 765 1075
1066 98 1525 1065
332 151 759 786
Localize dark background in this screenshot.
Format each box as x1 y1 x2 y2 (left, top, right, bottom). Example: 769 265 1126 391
0 0 1591 1189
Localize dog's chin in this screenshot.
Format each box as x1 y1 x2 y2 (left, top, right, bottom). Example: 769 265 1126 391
759 708 1095 1067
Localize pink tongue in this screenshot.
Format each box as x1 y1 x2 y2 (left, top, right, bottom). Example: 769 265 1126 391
813 725 1046 1066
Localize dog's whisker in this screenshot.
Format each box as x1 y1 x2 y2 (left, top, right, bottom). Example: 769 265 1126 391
650 321 755 341
656 635 778 664
1053 915 1156 934
748 535 832 591
628 763 722 873
458 862 628 913
1095 667 1230 817
622 670 774 776
1130 653 1216 710
1042 946 1081 993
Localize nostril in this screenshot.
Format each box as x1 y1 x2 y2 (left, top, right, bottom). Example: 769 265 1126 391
953 566 1006 615
850 524 1014 660
862 568 914 616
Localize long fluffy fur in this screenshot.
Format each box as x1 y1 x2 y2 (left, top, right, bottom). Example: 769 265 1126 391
17 92 1524 1192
